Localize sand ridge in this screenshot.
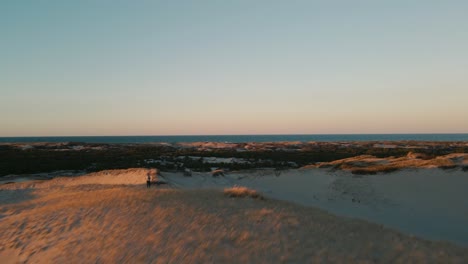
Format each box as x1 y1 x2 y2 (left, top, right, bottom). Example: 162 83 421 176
1 182 468 263
1 168 468 263
303 153 468 173
0 168 152 190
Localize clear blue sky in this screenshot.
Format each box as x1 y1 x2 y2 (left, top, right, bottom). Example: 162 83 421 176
1 1 467 136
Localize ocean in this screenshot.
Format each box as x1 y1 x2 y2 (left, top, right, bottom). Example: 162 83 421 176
0 134 467 143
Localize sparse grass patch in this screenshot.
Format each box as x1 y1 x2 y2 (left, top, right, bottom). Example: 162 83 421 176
224 186 264 199
322 154 464 175
351 165 399 175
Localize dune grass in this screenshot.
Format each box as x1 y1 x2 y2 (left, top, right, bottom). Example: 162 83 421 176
313 153 465 175
224 186 264 199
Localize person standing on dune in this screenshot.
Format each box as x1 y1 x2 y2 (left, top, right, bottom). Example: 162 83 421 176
146 172 151 188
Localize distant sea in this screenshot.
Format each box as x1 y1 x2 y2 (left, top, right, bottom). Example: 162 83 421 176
0 134 467 144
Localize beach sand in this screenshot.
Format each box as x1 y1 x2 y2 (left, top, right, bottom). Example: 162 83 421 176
1 168 468 263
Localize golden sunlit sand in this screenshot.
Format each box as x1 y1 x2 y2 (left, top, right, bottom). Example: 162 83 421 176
1 169 468 263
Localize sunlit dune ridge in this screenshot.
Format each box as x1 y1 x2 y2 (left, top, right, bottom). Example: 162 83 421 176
1 169 468 263
303 153 468 174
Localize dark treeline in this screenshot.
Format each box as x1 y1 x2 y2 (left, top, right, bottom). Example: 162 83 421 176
1 142 466 176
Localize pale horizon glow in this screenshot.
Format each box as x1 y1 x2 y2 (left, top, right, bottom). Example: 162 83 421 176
1 1 468 137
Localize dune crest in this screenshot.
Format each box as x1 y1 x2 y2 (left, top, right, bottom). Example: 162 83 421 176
2 177 468 262
304 153 467 174
2 168 153 190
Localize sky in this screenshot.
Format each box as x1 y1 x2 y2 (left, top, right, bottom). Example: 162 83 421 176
1 0 467 136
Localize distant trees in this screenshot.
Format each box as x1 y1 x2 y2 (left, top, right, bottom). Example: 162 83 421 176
1 142 465 176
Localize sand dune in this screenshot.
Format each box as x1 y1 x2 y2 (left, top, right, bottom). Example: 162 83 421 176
1 168 149 190
1 168 468 263
304 153 468 174
159 167 468 246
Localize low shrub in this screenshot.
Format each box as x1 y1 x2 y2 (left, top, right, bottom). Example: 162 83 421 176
224 186 264 199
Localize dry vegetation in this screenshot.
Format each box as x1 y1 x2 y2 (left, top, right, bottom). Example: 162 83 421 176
3 140 467 176
224 186 264 199
310 153 467 174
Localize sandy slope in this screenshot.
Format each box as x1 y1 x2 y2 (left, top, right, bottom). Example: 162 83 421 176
1 169 468 263
303 153 468 173
0 168 149 190
160 168 468 246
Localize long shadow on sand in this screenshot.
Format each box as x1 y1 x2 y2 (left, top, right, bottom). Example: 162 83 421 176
0 188 37 206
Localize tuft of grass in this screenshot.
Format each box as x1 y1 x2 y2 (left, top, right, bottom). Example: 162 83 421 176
224 186 264 199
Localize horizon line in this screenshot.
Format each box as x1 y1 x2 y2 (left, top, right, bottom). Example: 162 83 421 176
1 132 468 138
